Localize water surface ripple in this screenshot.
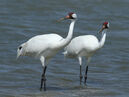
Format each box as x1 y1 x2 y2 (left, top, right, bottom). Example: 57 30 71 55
0 0 129 97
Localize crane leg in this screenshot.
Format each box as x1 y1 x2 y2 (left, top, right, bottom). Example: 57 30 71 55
80 65 83 85
40 66 47 91
84 66 88 84
78 57 83 85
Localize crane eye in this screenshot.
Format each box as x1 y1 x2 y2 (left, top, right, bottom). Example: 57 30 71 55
19 46 22 50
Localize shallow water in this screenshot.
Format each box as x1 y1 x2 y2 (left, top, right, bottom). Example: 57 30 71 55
0 0 129 97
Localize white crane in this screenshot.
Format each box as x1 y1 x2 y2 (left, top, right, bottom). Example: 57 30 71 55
17 12 77 91
63 22 109 85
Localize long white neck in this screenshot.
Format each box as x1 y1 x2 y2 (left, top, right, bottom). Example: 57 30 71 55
99 29 107 48
58 20 76 48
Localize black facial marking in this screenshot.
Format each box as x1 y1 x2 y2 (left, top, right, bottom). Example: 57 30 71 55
68 12 75 19
104 25 108 29
103 22 109 29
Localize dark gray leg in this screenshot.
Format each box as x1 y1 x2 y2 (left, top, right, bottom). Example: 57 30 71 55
80 65 83 85
84 57 91 85
40 66 47 91
84 66 88 84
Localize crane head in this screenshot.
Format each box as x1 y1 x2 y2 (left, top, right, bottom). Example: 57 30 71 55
66 12 77 19
99 22 109 33
58 12 77 22
103 22 109 29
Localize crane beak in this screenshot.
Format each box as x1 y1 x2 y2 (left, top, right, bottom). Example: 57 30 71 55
57 17 66 22
98 28 104 33
57 15 70 22
98 25 106 33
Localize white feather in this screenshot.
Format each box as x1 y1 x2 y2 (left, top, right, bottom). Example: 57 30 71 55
17 13 77 67
63 22 109 84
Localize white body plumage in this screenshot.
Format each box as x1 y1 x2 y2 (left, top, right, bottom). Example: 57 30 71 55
17 34 64 59
17 12 77 91
64 35 101 58
17 17 76 66
63 22 109 84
